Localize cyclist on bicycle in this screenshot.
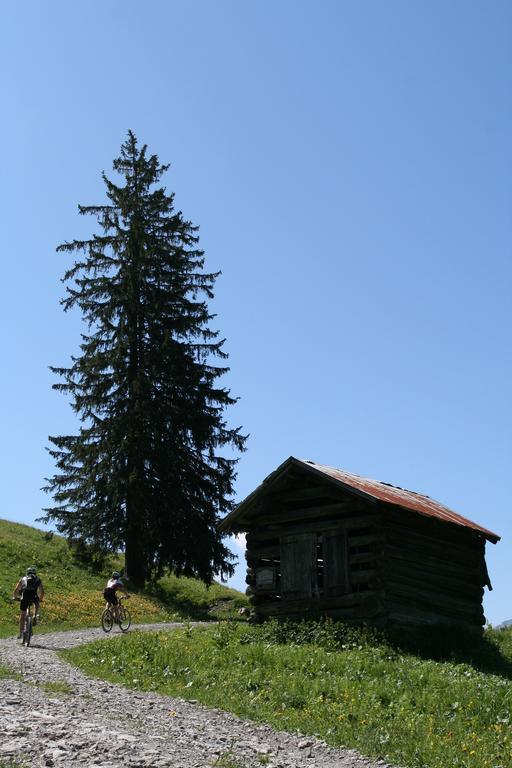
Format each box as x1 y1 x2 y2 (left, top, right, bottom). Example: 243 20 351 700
103 571 129 622
13 567 45 639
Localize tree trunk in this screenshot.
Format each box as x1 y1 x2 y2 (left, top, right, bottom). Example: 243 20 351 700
125 524 146 588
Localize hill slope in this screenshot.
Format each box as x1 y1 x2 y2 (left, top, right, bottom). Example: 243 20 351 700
63 620 512 768
0 518 248 637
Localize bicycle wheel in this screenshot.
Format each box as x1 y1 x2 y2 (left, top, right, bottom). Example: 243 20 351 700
118 607 131 632
23 615 33 647
101 608 114 632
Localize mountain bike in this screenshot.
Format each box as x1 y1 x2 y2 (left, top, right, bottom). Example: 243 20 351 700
15 598 38 647
101 595 131 633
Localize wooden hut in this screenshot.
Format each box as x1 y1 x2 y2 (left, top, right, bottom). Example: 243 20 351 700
219 457 500 631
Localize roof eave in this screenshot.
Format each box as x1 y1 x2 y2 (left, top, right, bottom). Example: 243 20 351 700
218 456 297 533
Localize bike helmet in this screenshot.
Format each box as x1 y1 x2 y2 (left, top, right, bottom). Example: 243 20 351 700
26 567 37 576
112 571 121 579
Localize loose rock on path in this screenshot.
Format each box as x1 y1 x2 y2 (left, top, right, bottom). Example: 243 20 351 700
0 624 394 768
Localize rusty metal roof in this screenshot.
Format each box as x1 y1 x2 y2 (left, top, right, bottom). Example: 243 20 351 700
221 456 500 543
298 459 500 543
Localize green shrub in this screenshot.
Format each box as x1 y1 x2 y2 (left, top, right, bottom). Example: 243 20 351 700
244 617 385 651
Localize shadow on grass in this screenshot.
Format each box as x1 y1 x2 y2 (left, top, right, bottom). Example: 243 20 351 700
388 624 512 680
140 582 217 621
251 617 512 681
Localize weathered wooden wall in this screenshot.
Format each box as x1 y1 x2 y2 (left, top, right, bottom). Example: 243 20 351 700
382 507 488 629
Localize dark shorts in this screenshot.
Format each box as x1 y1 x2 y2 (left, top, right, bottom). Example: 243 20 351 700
20 594 39 612
103 588 118 606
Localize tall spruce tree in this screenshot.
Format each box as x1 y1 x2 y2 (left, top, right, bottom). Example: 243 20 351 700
43 132 246 587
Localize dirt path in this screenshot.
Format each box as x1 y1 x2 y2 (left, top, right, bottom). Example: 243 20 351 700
0 624 394 768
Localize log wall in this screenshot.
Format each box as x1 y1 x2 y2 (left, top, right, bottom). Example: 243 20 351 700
381 506 488 630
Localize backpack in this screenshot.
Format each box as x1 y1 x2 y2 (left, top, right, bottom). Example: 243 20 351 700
24 575 40 595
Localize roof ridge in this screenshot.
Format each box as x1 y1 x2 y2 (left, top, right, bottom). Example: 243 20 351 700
305 459 433 499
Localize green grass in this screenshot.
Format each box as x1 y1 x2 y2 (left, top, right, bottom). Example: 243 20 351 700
212 753 247 768
0 518 248 637
0 761 28 768
63 620 512 768
36 680 74 695
0 662 21 681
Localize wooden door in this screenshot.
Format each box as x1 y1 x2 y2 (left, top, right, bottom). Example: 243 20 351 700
280 533 317 599
323 530 349 597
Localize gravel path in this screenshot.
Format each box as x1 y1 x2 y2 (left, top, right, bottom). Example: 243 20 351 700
0 624 394 768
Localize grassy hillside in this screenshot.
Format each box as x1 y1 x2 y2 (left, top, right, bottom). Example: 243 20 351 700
0 518 248 637
64 620 512 768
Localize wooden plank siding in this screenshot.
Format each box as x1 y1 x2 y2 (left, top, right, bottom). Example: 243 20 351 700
381 508 489 629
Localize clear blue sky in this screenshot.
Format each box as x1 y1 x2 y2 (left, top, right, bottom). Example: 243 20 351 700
1 2 511 624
